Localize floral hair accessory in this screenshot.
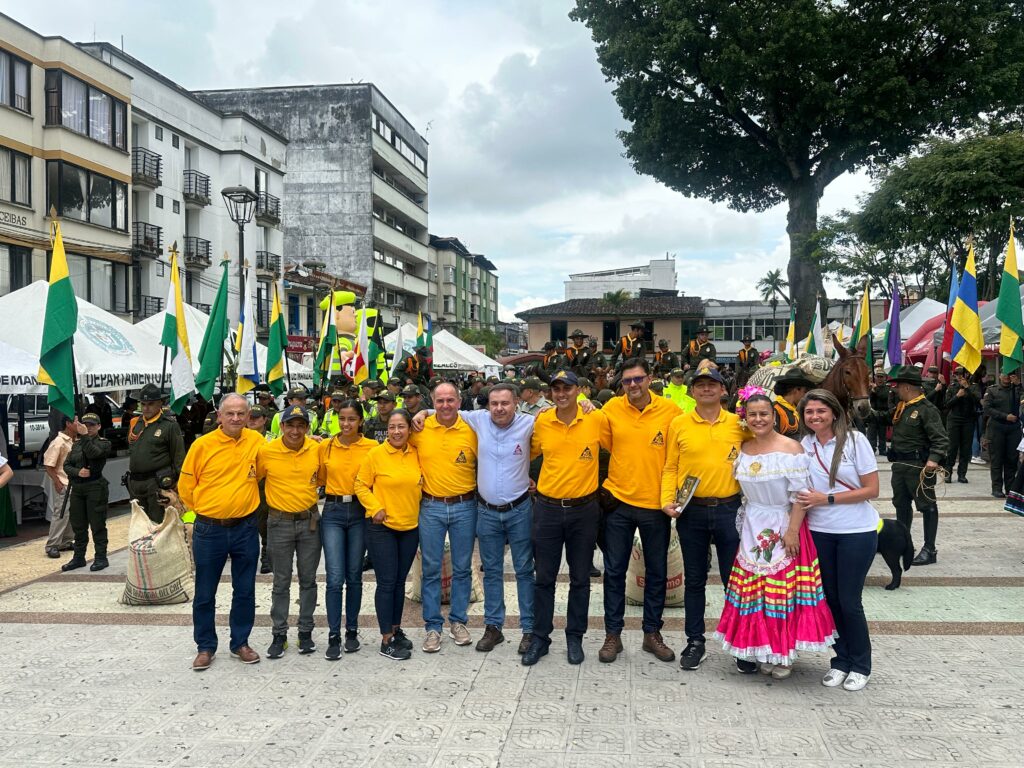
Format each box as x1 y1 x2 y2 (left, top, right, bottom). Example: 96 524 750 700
735 384 769 420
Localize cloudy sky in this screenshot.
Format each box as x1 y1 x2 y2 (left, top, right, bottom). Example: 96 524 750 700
7 0 870 320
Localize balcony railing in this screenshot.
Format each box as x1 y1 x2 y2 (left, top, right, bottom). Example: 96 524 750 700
132 147 162 188
255 192 281 225
132 222 162 257
182 170 211 206
256 250 281 274
137 295 164 319
183 236 212 269
189 301 211 314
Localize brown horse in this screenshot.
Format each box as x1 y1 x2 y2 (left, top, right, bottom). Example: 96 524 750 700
823 333 872 420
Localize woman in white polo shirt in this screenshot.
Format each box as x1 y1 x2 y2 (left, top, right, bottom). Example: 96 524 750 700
795 389 880 692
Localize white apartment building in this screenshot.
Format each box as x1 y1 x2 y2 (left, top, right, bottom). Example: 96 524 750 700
564 257 678 299
427 235 498 331
0 14 133 315
78 43 287 328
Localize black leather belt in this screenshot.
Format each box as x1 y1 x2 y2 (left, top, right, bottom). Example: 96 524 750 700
194 512 254 527
536 491 598 508
129 470 156 481
324 494 355 503
423 491 476 504
689 494 741 507
480 491 530 512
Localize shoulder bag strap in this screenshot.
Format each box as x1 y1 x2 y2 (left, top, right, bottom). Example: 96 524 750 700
812 442 856 492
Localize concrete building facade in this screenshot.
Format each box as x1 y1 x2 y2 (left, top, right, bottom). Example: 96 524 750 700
0 14 133 316
194 84 430 331
564 257 677 299
78 43 287 328
427 235 498 332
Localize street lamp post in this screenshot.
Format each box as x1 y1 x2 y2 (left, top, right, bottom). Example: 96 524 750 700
221 185 259 314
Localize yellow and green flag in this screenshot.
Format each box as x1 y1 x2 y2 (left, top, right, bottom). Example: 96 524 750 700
849 281 874 367
997 221 1023 374
266 282 287 396
159 248 195 414
784 306 796 361
195 260 230 401
37 219 78 418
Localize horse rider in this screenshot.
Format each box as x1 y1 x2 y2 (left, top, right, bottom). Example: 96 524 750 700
682 326 716 371
735 336 759 387
653 339 680 379
610 321 645 371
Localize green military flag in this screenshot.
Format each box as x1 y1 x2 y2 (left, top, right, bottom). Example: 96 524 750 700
195 260 230 401
37 219 78 418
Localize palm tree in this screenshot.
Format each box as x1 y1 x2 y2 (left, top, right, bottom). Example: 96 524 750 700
602 289 631 309
757 269 791 336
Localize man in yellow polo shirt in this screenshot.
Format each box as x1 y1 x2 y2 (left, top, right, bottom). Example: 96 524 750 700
660 368 753 674
257 404 324 660
409 381 479 653
597 358 681 664
179 393 265 671
525 369 609 666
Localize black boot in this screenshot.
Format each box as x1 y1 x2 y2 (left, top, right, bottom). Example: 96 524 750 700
911 547 936 566
90 556 109 572
61 555 87 572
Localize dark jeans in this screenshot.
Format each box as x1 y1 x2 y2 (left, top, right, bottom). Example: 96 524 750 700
891 462 938 550
532 497 600 644
267 509 322 635
603 500 670 634
365 521 419 636
192 514 259 654
675 499 740 643
69 479 109 558
989 423 1022 494
322 500 366 634
129 476 164 524
945 418 974 479
865 418 887 454
811 529 876 676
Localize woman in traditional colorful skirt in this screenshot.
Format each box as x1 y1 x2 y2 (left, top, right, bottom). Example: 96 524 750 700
714 392 836 679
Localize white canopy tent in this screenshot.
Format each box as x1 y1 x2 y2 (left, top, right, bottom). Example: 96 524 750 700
0 281 168 394
385 323 502 377
0 338 46 395
137 302 316 387
871 297 945 343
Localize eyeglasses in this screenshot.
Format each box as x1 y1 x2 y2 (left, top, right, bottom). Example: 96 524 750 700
621 376 648 386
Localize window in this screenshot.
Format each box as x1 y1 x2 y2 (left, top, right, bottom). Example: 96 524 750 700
372 112 427 174
155 125 163 141
374 248 403 270
43 71 126 149
172 200 180 214
256 282 269 327
0 50 31 113
254 167 268 195
443 266 455 284
306 296 316 335
443 295 456 314
288 294 300 334
171 133 179 149
470 278 480 294
602 321 618 350
46 160 128 231
156 261 166 277
0 245 32 293
0 146 31 206
155 194 164 209
550 321 567 344
60 252 131 311
470 304 480 321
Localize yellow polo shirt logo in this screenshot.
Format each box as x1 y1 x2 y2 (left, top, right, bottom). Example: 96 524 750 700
651 431 664 446
455 450 468 464
727 446 738 461
579 447 593 461
247 465 257 479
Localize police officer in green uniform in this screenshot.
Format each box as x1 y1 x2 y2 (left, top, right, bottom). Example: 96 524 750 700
652 339 680 379
318 390 348 438
584 337 608 380
610 321 645 370
565 329 590 373
882 366 949 566
866 370 893 454
943 369 981 483
270 386 320 437
981 370 1022 498
127 384 185 523
682 326 716 370
61 413 112 572
734 336 759 387
363 392 396 443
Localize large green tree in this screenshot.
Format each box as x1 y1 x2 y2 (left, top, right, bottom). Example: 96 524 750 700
570 0 1024 335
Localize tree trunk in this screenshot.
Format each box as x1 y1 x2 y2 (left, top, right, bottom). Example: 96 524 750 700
786 182 825 340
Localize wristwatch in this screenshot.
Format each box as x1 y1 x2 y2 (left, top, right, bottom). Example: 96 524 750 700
827 494 835 505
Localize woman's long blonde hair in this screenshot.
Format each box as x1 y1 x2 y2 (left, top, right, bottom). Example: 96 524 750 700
798 388 849 487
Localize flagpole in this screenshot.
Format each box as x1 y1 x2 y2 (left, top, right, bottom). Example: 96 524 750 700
276 281 293 390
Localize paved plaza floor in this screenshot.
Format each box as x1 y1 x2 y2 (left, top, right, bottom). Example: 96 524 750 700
0 459 1021 767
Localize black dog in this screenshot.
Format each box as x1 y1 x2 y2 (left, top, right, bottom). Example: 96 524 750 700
877 518 915 590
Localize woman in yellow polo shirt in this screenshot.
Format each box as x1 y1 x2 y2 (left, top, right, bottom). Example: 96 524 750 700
355 409 423 661
319 399 378 661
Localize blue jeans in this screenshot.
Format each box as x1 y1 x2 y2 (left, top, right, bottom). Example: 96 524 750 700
418 498 478 632
192 514 259 654
812 529 876 676
477 497 535 633
603 501 670 634
322 500 366 635
365 521 419 636
676 500 740 643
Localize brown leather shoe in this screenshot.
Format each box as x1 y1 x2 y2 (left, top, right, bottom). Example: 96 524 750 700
598 633 623 663
230 645 260 664
192 651 214 671
517 633 534 655
642 631 676 662
475 624 505 652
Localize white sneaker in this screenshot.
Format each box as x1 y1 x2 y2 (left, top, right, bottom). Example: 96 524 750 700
759 663 776 675
970 457 986 465
771 665 793 680
422 630 442 653
822 669 848 687
843 671 869 691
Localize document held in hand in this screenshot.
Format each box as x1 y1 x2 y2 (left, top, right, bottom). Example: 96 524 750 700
675 475 701 512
